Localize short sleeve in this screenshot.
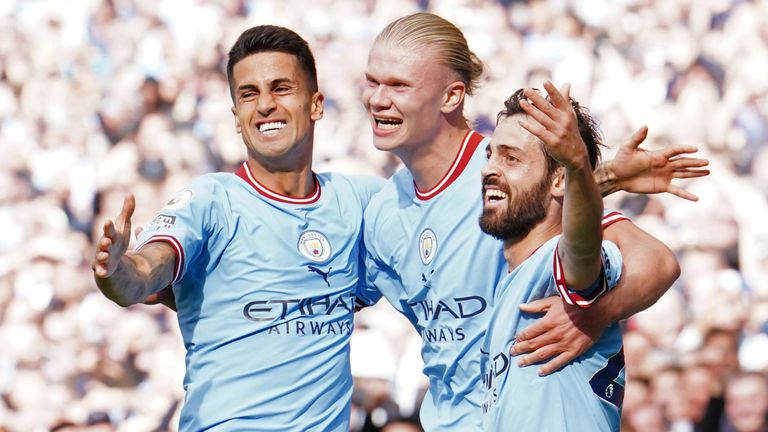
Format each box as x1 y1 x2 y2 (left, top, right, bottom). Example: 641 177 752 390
135 177 219 284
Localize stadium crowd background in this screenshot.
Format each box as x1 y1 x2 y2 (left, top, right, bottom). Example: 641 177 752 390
0 0 767 430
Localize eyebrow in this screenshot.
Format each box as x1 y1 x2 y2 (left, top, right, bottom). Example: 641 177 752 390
237 78 298 93
488 143 523 153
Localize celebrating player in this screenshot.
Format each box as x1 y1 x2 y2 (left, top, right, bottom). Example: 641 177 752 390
358 12 708 431
92 25 382 431
480 85 625 431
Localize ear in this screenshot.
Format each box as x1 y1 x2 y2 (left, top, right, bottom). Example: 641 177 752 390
310 91 325 121
440 81 466 115
550 167 566 198
231 105 241 134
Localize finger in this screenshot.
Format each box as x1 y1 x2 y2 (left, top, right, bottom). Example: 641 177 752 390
537 352 574 376
672 169 710 179
134 226 144 240
103 219 116 240
518 297 556 314
667 185 698 201
661 145 699 158
519 118 557 145
512 321 553 349
95 251 110 263
670 157 710 169
519 98 558 131
543 80 569 110
622 126 649 150
511 331 558 357
117 194 136 234
94 265 109 278
523 87 558 120
98 235 113 251
516 344 560 368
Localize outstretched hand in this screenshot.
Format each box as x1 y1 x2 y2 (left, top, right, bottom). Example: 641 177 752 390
609 127 709 201
92 194 136 279
510 296 608 376
518 81 589 170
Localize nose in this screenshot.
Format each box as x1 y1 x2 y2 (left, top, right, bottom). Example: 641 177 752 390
365 84 390 110
481 155 500 181
257 93 277 116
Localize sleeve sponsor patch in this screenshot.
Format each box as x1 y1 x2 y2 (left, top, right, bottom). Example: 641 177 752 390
149 214 176 230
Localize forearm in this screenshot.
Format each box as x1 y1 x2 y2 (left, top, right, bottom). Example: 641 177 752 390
599 222 680 321
95 244 176 307
561 166 604 289
594 161 622 197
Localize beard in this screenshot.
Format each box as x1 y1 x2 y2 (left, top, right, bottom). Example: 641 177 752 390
478 174 551 242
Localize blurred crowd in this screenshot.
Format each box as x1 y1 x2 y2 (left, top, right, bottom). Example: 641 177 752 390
0 0 766 431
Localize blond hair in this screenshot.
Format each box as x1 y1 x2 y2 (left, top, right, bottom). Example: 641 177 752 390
375 12 484 95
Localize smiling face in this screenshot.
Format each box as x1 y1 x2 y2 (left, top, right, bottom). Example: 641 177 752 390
362 42 459 159
231 51 323 168
479 114 555 242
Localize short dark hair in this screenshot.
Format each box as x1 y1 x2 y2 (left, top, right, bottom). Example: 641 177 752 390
226 25 318 102
496 89 603 173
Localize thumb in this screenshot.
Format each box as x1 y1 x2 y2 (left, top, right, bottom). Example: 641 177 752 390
118 194 135 236
623 125 649 151
519 296 556 313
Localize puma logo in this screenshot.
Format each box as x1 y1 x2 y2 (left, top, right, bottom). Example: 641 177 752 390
307 266 332 287
421 269 435 286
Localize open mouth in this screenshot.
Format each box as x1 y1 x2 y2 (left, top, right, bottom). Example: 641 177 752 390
374 117 403 130
484 188 508 203
258 121 287 136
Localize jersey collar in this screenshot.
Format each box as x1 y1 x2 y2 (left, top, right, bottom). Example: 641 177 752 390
235 162 321 204
414 130 485 201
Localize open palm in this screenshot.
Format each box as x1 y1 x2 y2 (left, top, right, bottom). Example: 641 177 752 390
610 126 710 201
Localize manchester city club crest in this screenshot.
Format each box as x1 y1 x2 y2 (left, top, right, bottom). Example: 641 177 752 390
298 230 332 263
419 228 437 265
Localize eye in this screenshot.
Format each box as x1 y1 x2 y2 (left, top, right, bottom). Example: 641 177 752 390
241 91 256 100
505 154 519 164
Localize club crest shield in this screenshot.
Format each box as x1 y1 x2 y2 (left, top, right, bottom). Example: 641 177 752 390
298 230 332 262
419 228 437 265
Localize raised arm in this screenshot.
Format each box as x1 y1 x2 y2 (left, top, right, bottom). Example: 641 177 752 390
594 126 709 200
519 82 603 289
92 194 176 307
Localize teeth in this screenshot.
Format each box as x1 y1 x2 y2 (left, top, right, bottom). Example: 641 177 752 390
485 189 508 200
259 122 286 133
375 118 402 129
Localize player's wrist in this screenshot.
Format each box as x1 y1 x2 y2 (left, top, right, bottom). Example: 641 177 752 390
595 161 622 197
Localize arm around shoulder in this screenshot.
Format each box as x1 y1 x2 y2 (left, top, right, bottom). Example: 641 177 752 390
600 219 680 320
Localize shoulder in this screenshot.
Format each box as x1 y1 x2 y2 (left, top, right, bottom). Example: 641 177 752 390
164 172 239 215
319 172 386 203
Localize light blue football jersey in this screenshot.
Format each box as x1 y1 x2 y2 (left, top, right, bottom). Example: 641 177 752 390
360 130 508 431
136 162 383 432
481 237 625 432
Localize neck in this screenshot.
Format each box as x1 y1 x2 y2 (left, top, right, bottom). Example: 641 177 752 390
502 214 561 271
245 155 315 197
403 121 471 191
